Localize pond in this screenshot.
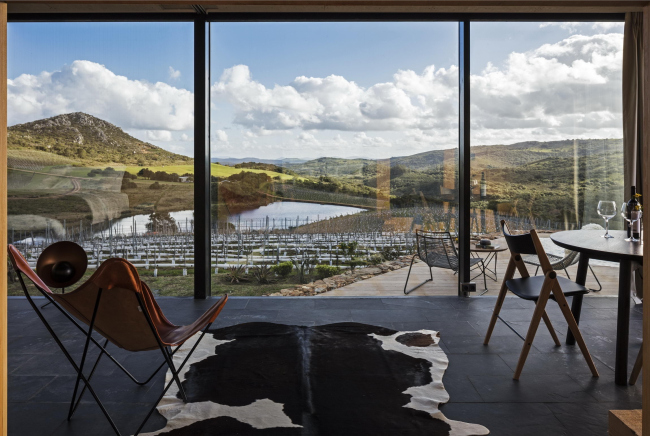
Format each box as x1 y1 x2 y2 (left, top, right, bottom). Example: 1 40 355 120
101 201 365 236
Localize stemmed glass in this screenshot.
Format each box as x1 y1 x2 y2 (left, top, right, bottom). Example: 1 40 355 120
621 203 643 242
597 201 617 238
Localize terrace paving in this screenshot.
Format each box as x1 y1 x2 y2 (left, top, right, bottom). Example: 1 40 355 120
7 295 642 436
324 235 622 297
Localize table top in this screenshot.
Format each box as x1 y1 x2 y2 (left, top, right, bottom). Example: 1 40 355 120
471 245 507 252
550 230 643 263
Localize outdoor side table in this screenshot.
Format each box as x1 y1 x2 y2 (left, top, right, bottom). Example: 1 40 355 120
470 245 508 282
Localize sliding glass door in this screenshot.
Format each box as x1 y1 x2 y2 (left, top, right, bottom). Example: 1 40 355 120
469 21 624 236
209 22 459 296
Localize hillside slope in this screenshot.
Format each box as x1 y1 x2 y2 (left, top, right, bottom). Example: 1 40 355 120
8 112 191 166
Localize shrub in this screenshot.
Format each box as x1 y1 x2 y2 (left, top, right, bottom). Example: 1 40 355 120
252 264 274 284
348 259 366 271
315 265 339 279
226 265 248 283
380 246 399 261
149 182 163 190
271 261 293 278
368 254 383 265
121 180 137 190
292 258 315 284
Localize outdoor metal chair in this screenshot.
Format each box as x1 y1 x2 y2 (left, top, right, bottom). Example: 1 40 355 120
7 244 228 436
483 220 599 380
404 230 487 294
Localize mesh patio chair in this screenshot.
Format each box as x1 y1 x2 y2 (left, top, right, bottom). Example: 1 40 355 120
404 230 487 294
7 244 228 436
483 221 599 380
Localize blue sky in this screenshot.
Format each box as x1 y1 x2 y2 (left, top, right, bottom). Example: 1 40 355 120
8 21 624 160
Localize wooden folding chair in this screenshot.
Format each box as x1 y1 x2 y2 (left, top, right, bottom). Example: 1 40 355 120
8 244 228 436
483 221 599 380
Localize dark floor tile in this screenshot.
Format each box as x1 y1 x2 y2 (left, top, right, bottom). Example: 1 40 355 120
10 352 79 377
380 297 457 311
568 372 642 406
8 335 61 355
439 402 569 436
498 351 613 377
469 374 599 403
444 354 513 377
9 402 69 436
315 298 388 310
442 374 484 403
583 297 621 309
49 402 166 436
443 334 532 355
8 375 55 402
29 375 159 405
246 298 315 311
547 402 622 436
220 297 249 310
349 309 429 323
392 321 477 337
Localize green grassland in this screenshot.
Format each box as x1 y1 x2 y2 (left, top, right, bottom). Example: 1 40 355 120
124 163 298 181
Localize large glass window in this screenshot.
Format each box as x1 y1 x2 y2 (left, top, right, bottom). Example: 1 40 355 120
7 22 195 296
210 22 459 296
470 22 624 236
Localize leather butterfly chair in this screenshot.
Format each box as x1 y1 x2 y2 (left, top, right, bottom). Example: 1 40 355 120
7 245 228 436
482 222 599 380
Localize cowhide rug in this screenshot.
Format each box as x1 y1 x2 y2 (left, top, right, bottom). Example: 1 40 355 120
143 322 489 436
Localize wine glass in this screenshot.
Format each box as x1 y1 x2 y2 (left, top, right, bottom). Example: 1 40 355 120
621 203 643 242
597 201 616 238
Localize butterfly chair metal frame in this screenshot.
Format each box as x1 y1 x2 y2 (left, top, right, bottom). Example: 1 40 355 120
404 230 487 295
483 222 599 380
8 245 228 436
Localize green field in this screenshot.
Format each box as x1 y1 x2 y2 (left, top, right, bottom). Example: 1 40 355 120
124 163 298 181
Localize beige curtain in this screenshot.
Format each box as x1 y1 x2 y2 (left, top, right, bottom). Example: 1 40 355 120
623 12 644 198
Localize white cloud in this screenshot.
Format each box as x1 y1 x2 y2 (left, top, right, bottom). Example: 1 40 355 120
145 130 173 141
169 66 181 80
8 60 193 131
214 129 229 142
180 133 193 142
212 64 459 132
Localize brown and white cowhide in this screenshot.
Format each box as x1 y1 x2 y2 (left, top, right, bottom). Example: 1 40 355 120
142 323 489 436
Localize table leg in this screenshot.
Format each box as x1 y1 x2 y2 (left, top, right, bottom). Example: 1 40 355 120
615 259 632 386
566 254 589 345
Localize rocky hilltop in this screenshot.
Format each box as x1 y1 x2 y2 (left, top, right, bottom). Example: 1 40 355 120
8 112 191 165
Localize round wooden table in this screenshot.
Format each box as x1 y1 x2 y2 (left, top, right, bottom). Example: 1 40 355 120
550 230 642 385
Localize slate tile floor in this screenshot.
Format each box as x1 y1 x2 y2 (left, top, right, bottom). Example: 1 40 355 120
8 295 643 436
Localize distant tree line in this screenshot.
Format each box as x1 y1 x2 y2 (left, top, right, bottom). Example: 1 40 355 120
138 168 182 183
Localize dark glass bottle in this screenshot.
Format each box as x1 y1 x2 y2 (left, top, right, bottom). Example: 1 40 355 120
626 186 640 239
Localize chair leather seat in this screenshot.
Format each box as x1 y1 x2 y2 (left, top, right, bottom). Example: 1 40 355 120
505 275 589 301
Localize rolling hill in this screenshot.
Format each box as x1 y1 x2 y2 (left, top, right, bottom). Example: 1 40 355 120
8 112 191 166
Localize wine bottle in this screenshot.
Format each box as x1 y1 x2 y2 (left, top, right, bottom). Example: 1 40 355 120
626 186 640 239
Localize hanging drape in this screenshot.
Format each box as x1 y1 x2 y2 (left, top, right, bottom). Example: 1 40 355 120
623 12 644 198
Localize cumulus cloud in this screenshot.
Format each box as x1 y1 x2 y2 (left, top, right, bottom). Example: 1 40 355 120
213 30 622 151
212 64 458 132
145 130 173 142
214 129 229 142
169 66 181 80
8 60 193 130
